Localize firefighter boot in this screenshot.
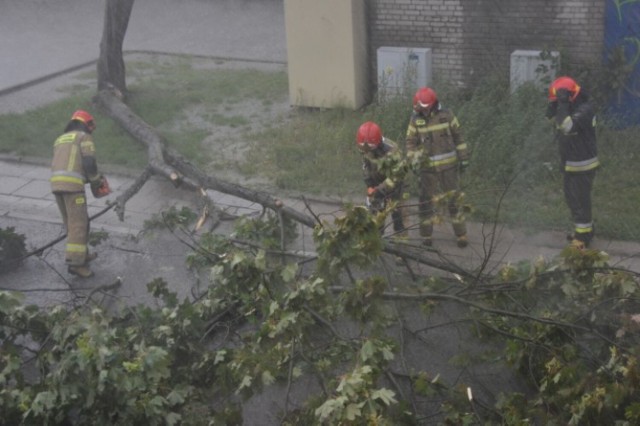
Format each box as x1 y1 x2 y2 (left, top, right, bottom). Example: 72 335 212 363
456 235 469 248
569 239 586 250
86 252 98 263
420 221 433 247
453 219 468 248
68 264 94 278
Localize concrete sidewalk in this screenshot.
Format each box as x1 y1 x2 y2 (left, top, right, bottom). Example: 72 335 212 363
0 155 268 236
3 153 640 274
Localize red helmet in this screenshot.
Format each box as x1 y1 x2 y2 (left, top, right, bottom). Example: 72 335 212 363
413 87 438 111
548 76 581 102
356 121 382 150
71 109 96 132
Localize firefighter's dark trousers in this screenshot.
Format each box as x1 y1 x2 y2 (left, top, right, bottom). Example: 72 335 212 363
418 167 466 238
389 183 407 235
54 191 90 266
563 170 596 244
369 185 407 237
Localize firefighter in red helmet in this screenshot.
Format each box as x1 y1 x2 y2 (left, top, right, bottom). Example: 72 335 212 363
406 87 470 248
50 109 111 278
356 121 407 238
546 76 599 249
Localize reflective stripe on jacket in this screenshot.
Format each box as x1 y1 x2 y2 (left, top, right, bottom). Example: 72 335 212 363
565 158 599 172
51 131 97 192
406 108 468 172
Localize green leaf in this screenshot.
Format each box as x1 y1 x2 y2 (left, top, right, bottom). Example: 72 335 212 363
0 291 23 312
150 395 166 407
382 345 394 361
214 349 227 365
236 375 253 394
560 282 579 296
166 389 186 406
254 250 266 270
98 369 109 393
261 370 275 386
31 391 57 414
0 354 21 384
292 365 303 378
165 412 182 426
315 396 347 421
344 402 362 421
371 388 397 406
360 340 375 362
231 252 246 268
123 361 140 373
268 300 280 315
281 263 298 282
625 402 640 421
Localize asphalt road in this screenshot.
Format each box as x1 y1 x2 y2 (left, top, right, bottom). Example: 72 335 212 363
0 0 286 94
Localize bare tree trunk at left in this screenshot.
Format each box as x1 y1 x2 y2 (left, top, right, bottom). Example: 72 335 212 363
97 0 135 94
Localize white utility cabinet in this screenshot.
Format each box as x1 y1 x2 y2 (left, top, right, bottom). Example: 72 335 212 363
377 47 433 96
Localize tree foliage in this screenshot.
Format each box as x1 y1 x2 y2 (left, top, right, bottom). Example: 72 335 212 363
2 205 640 425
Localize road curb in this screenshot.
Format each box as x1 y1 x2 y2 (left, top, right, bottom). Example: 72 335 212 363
0 50 286 98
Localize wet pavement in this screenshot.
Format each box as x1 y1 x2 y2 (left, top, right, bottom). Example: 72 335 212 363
2 2 640 424
2 0 640 287
0 0 290 299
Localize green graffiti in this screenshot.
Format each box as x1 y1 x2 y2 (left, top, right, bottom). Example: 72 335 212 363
606 39 640 101
625 37 640 65
624 38 640 97
612 0 640 21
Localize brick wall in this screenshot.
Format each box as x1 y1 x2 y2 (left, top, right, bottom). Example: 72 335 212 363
369 0 605 88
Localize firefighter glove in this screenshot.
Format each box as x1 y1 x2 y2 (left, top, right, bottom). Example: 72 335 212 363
367 186 385 201
90 176 101 191
376 187 387 200
555 101 571 127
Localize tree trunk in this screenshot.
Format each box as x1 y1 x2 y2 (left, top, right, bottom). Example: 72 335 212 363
97 0 135 93
93 89 317 228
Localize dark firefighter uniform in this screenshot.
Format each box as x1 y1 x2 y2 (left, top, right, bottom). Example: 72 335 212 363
362 138 407 236
546 78 599 248
50 129 102 267
406 105 469 245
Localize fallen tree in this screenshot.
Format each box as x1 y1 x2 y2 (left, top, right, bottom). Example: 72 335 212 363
3 199 640 425
93 87 473 279
4 89 640 422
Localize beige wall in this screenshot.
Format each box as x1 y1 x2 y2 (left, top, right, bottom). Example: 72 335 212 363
284 0 368 109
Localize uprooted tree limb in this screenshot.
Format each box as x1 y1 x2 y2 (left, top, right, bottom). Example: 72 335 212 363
94 88 315 227
93 88 477 278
